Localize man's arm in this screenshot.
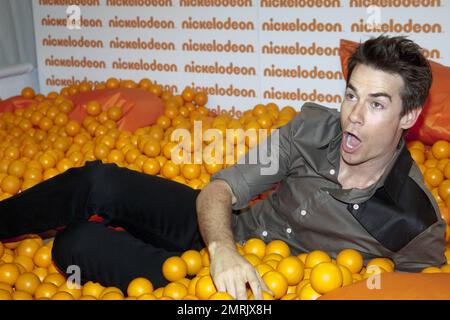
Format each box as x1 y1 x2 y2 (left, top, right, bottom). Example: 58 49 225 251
196 179 269 300
196 109 307 299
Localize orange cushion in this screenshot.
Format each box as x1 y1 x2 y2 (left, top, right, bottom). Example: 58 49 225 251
68 88 164 132
339 39 450 145
0 88 165 132
0 96 34 113
319 272 450 300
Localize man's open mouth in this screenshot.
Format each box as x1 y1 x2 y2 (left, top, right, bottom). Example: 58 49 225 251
342 131 362 153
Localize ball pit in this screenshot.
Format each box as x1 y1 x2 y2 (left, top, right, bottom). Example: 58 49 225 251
0 78 449 300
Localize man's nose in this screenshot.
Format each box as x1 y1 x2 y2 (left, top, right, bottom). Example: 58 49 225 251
348 102 364 125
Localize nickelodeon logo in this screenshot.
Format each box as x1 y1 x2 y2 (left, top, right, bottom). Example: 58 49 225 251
41 14 102 28
182 39 254 53
349 0 441 8
352 18 442 33
264 64 343 80
190 83 256 98
263 87 342 104
262 42 339 56
112 58 178 72
110 37 176 51
42 35 104 48
45 55 106 69
180 0 253 7
262 18 343 32
38 0 100 5
261 0 341 8
182 17 255 30
108 16 175 29
106 0 173 6
184 61 257 76
45 75 103 87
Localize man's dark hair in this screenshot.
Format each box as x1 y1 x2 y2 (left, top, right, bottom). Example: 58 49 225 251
347 35 432 117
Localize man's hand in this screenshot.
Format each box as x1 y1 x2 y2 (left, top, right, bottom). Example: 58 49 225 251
209 242 270 300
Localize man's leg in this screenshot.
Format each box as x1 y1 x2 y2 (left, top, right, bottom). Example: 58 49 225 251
52 221 181 292
0 160 204 252
0 161 101 240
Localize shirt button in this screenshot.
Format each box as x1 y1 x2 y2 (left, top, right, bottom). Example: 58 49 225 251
300 210 307 216
262 231 268 237
353 204 360 210
329 169 336 175
286 228 292 234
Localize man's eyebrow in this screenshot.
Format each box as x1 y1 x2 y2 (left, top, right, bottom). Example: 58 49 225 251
346 83 357 92
346 83 392 102
369 92 392 102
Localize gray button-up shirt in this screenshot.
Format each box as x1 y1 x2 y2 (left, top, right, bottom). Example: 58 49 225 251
211 103 447 272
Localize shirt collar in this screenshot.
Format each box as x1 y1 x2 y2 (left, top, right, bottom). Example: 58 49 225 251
321 131 411 205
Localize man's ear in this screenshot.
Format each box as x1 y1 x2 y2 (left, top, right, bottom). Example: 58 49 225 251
400 107 422 130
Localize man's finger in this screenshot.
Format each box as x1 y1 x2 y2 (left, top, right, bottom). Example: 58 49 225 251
214 276 226 293
225 276 237 299
256 272 273 296
234 276 248 300
247 270 263 300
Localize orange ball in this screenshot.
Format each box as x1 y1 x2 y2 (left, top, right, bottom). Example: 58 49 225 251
265 240 291 258
33 246 52 268
0 263 20 285
15 272 41 295
86 101 102 116
107 106 123 121
195 275 217 300
182 87 195 102
409 148 425 164
303 250 331 269
262 271 288 299
127 277 154 297
181 250 203 276
276 256 305 286
1 175 21 194
162 160 180 179
243 238 266 260
162 256 188 282
141 158 160 175
424 168 444 188
181 164 201 180
432 140 450 160
336 249 364 274
17 239 41 258
438 180 450 202
194 92 208 106
143 139 161 157
21 87 36 99
82 281 105 299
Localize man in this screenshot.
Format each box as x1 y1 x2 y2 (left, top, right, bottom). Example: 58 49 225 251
198 35 447 299
0 35 446 299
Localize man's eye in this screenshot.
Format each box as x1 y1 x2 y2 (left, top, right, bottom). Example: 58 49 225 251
371 102 384 109
346 93 355 100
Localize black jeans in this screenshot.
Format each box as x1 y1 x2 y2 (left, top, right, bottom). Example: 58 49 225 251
0 160 204 292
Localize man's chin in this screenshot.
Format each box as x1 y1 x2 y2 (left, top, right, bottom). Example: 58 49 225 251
341 151 365 166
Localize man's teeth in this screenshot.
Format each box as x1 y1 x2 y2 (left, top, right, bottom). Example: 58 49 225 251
346 134 354 149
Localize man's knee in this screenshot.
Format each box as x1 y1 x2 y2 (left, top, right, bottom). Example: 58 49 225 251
67 160 120 193
52 222 101 274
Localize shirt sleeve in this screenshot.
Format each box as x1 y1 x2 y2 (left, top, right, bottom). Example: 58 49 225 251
211 112 301 210
392 219 447 272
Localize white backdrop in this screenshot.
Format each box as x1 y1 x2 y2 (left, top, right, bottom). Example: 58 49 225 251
32 0 450 113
